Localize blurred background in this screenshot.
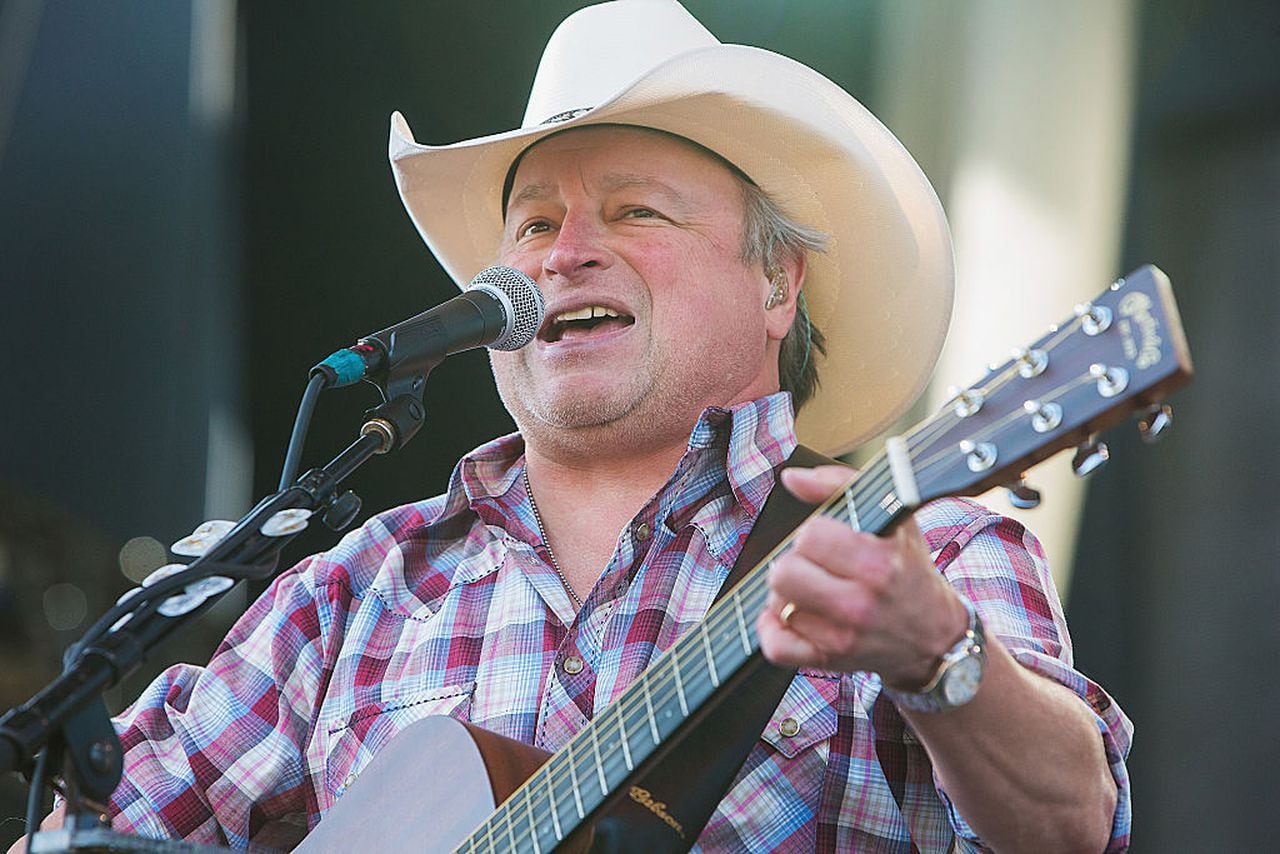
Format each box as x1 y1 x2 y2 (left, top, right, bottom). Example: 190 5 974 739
0 0 1275 849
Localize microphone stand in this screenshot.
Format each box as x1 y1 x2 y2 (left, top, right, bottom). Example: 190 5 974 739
1 389 428 853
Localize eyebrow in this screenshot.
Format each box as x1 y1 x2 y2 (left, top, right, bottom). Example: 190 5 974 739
506 173 689 212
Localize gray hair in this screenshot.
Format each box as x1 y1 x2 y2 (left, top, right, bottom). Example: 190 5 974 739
738 180 829 411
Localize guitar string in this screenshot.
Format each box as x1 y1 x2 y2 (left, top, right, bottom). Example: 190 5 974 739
469 406 998 851
466 314 1100 850
466 480 893 852
906 370 1101 482
472 405 1027 853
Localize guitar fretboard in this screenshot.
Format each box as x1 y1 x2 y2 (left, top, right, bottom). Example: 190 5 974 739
457 450 907 853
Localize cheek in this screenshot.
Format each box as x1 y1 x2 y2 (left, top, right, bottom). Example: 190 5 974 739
496 244 542 280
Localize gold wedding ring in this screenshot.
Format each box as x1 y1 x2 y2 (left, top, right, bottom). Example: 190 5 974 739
779 601 798 628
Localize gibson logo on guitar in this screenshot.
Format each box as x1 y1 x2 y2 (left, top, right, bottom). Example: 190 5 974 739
627 786 686 839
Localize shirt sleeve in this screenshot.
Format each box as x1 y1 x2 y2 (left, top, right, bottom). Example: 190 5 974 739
106 558 329 848
917 497 1133 853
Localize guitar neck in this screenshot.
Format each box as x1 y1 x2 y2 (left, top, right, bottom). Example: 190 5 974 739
459 264 1194 852
458 456 904 852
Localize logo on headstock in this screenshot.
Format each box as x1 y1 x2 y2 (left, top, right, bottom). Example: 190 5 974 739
1118 292 1162 370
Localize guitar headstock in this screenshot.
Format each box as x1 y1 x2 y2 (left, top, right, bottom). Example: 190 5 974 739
908 265 1193 503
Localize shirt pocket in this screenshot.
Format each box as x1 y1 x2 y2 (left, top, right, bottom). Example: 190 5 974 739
759 673 840 761
321 682 476 806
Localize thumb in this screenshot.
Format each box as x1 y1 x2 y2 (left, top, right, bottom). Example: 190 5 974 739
778 464 859 503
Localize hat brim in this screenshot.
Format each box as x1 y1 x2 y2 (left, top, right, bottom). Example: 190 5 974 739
389 44 953 457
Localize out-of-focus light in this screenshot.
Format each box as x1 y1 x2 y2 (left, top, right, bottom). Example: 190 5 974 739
43 582 87 631
119 536 167 583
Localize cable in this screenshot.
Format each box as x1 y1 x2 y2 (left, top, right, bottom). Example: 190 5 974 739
278 372 327 490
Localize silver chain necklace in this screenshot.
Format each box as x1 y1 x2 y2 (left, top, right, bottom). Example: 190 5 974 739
523 467 583 610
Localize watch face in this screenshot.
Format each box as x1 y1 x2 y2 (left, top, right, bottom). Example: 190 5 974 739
942 655 983 706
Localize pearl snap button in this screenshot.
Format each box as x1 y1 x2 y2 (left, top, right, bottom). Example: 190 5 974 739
563 655 585 674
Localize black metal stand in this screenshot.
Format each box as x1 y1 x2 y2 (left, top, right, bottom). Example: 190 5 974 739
2 392 428 852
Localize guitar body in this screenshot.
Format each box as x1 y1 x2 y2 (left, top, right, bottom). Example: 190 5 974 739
298 652 793 853
296 716 549 852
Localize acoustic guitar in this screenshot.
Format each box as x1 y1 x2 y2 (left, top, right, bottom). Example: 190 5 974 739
297 265 1191 853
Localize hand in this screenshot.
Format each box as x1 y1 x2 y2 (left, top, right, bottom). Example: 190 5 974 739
756 465 969 686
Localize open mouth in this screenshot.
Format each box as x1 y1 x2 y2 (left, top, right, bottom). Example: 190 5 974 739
540 305 636 343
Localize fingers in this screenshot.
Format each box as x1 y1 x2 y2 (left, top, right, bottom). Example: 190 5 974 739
756 510 942 674
758 545 877 671
757 599 828 669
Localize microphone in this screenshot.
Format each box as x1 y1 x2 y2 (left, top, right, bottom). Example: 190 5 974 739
313 266 544 389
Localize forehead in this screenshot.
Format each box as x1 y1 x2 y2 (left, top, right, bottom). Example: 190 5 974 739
504 126 744 209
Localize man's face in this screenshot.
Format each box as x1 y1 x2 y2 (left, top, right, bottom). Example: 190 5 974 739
492 126 791 454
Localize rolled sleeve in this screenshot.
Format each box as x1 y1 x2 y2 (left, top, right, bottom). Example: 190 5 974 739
917 498 1133 851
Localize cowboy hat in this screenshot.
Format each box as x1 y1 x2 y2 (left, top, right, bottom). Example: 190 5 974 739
388 0 953 456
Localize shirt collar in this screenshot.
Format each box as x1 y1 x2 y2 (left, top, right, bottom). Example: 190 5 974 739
442 391 798 526
685 392 798 520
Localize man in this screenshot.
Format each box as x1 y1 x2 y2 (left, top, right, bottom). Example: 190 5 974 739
18 1 1130 851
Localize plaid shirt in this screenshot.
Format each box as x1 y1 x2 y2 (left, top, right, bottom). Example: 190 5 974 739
106 393 1132 851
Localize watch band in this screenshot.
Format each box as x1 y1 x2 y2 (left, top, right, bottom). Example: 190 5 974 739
883 596 987 713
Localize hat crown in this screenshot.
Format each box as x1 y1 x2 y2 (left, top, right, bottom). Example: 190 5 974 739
522 0 718 128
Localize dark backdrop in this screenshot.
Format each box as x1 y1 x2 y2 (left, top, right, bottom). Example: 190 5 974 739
1068 0 1280 849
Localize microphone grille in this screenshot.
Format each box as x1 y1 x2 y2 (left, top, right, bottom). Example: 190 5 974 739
468 266 545 351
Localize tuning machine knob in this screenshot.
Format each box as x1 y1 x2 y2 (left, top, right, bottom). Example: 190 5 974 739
1071 438 1110 477
1138 403 1173 443
948 386 984 418
959 439 998 472
1005 475 1042 509
1075 301 1113 336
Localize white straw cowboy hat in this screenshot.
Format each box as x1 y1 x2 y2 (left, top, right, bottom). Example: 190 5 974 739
388 0 953 457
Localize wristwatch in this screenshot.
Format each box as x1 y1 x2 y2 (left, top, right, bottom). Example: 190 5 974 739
884 597 987 713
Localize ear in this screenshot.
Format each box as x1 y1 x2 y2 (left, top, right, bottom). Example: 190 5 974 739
763 252 807 342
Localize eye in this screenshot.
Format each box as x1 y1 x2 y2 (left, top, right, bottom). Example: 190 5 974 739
517 219 554 239
622 207 659 220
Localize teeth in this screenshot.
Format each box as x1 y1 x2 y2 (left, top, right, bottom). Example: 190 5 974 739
553 305 621 323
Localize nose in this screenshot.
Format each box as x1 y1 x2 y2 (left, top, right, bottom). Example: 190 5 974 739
543 209 611 280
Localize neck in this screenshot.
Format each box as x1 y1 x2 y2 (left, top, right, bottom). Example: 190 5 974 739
521 433 689 604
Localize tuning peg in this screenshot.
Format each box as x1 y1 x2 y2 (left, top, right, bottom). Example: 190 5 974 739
1075 301 1113 336
1013 347 1049 378
1138 404 1173 443
1071 439 1110 477
1005 476 1042 509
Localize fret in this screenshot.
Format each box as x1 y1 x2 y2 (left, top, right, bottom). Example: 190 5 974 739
617 712 634 771
671 657 690 716
642 678 661 745
844 483 860 531
526 788 541 854
732 594 752 654
545 770 563 841
701 628 720 687
567 745 585 819
505 801 518 853
590 724 608 796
